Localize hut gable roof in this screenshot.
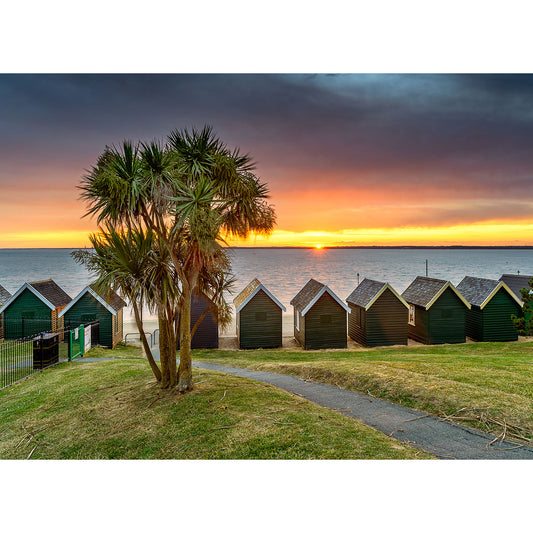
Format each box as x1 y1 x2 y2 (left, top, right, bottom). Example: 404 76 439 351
30 279 72 308
402 276 470 310
89 283 127 312
0 279 72 314
233 278 286 313
58 284 127 318
0 284 11 307
346 278 409 311
290 278 349 316
499 274 533 299
457 276 522 309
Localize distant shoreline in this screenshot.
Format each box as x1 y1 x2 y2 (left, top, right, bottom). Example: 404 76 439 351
2 245 533 251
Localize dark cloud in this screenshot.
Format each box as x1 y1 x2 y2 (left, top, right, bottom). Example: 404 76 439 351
1 74 533 236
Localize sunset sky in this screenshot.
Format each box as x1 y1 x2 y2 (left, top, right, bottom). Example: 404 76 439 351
1 73 533 248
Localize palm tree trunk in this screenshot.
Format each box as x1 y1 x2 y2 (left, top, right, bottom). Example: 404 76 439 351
159 315 170 388
177 284 194 392
133 302 161 381
166 306 178 387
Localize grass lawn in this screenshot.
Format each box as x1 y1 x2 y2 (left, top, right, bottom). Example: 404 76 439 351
193 340 533 442
82 342 145 359
0 350 431 459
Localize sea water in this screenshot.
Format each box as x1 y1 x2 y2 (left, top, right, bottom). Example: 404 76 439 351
1 247 531 330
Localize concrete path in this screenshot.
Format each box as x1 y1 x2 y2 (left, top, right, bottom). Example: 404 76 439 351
76 347 533 459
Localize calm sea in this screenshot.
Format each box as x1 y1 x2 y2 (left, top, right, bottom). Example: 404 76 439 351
0 248 532 322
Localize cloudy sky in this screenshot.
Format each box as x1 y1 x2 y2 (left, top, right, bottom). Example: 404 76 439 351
1 73 533 247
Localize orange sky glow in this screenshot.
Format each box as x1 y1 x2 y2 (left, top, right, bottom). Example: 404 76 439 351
1 74 533 249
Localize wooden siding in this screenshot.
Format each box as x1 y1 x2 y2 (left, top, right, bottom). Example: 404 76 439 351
428 288 466 344
63 292 115 347
113 310 123 347
348 304 367 346
238 289 282 349
349 288 408 347
465 306 483 341
303 292 347 350
407 304 430 344
466 289 520 342
408 288 466 344
4 288 52 338
294 308 305 348
178 293 218 349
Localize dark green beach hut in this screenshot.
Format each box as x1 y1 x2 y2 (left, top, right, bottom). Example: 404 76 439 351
402 276 471 345
290 279 349 350
58 284 126 348
0 279 72 339
234 279 285 349
0 284 12 340
457 276 523 342
177 292 219 349
346 278 409 347
499 274 533 300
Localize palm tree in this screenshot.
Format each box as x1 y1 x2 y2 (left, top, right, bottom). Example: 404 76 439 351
166 127 275 391
78 126 276 392
72 225 163 381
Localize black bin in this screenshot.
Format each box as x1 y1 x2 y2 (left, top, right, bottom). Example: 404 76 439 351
33 333 59 369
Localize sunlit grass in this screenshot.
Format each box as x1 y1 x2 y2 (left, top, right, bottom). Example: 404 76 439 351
0 358 431 459
193 340 533 441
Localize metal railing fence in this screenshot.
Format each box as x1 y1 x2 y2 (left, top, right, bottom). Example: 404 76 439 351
0 330 68 390
0 320 101 390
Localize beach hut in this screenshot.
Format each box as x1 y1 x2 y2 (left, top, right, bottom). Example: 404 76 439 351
346 278 409 347
58 283 127 348
499 274 533 301
290 279 349 350
401 276 471 345
0 279 72 339
177 292 219 349
233 279 286 349
456 276 522 342
0 284 12 340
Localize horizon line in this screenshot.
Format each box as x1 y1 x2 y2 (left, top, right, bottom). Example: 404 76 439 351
2 245 533 251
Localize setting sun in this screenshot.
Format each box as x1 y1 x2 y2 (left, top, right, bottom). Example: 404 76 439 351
314 244 323 249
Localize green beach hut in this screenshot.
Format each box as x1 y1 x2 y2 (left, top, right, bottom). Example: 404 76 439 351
0 279 72 339
58 284 126 348
346 278 409 347
457 276 523 342
402 276 471 345
0 284 12 340
498 274 533 300
290 279 349 350
233 279 286 349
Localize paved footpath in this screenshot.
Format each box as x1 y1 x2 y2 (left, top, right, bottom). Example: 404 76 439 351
193 361 533 460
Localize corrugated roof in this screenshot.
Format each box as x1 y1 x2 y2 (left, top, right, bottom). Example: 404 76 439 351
456 276 500 307
499 274 533 299
233 278 262 310
89 283 127 311
0 284 11 307
290 279 325 311
346 279 386 308
29 279 72 308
